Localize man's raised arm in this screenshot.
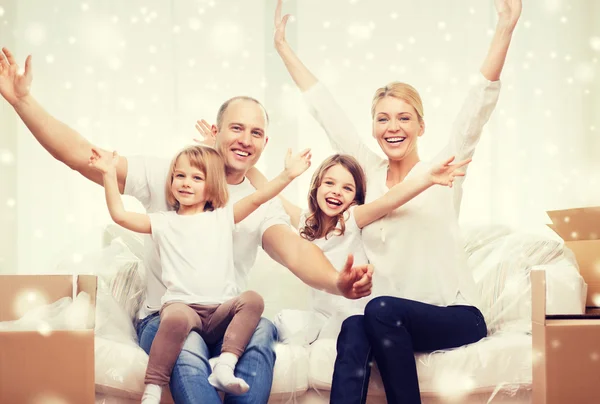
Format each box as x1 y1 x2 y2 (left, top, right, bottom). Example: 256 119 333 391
0 47 128 193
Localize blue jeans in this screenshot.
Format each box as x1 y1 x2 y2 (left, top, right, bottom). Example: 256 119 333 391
330 296 487 404
137 313 277 404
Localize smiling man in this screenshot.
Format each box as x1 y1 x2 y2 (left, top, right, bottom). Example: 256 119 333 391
0 47 373 404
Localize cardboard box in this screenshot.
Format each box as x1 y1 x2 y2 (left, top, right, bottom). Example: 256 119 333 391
547 207 600 308
0 275 97 404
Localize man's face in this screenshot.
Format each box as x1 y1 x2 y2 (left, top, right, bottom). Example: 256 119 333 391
215 99 268 177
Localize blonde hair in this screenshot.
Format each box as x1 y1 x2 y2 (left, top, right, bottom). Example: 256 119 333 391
371 82 424 123
165 145 229 212
216 96 270 130
300 154 366 242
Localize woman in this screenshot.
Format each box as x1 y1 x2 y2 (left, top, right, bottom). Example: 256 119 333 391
272 0 522 403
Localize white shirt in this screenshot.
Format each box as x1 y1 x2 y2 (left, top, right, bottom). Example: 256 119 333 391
124 157 290 318
299 206 369 338
149 207 238 305
303 76 501 309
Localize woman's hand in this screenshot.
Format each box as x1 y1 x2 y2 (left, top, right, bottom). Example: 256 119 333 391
274 0 292 49
495 0 522 31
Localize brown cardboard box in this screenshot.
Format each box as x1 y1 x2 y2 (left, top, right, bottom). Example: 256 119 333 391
547 207 600 307
0 275 97 404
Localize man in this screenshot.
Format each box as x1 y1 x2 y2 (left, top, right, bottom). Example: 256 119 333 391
0 47 373 404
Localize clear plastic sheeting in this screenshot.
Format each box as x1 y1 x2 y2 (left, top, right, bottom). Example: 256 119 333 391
462 224 585 334
0 291 93 332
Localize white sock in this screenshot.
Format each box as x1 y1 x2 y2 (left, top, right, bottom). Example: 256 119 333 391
141 384 162 404
208 352 250 395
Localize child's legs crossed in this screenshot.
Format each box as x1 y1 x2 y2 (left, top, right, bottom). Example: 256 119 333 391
203 291 264 357
145 302 203 385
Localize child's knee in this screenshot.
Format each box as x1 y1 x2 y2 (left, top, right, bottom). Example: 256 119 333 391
161 306 195 333
239 291 265 314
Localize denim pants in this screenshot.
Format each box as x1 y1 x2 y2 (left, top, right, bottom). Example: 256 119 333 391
330 296 487 404
137 313 277 404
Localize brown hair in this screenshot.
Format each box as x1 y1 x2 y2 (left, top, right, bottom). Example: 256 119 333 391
300 154 366 242
216 96 270 130
165 145 229 212
371 82 424 123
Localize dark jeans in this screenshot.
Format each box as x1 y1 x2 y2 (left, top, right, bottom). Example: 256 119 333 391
330 296 487 404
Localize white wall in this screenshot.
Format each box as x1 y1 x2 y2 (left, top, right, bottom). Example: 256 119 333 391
0 0 598 274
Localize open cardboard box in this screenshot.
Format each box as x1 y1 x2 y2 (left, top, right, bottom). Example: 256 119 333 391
532 207 600 404
0 275 97 404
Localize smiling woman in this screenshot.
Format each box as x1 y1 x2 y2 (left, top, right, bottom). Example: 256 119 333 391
272 0 522 402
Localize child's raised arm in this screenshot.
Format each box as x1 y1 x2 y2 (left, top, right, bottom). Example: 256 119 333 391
246 166 303 229
234 149 311 224
353 156 471 229
89 148 151 234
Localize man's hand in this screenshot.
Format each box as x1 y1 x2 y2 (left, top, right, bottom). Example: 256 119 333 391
0 47 33 106
336 254 373 299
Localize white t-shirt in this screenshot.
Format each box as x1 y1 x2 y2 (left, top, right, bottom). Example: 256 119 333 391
298 206 369 338
149 207 238 305
304 75 501 310
124 157 291 318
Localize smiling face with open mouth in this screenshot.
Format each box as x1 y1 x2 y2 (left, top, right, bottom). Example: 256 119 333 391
372 96 424 162
215 99 268 183
316 164 358 217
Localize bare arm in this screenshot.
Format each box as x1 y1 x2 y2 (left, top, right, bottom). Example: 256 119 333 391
90 150 151 234
262 225 373 299
480 0 522 81
354 174 433 229
234 149 310 224
0 48 128 193
354 156 470 228
246 166 303 228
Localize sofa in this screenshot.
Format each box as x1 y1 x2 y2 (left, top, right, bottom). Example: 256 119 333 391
77 223 586 404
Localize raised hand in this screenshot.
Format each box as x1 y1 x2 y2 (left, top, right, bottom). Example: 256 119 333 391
0 48 33 106
495 0 522 30
274 0 292 47
429 156 471 188
336 254 373 299
88 148 119 174
193 119 216 148
284 148 311 179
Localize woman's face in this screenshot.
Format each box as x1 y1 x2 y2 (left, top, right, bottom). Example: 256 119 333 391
372 96 424 161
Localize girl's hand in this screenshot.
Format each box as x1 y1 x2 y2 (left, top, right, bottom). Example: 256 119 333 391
274 0 292 48
193 119 216 148
429 156 471 188
88 148 119 174
495 0 522 31
284 148 311 179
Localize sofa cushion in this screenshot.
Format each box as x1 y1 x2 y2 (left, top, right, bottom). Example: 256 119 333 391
308 333 532 399
94 338 309 401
